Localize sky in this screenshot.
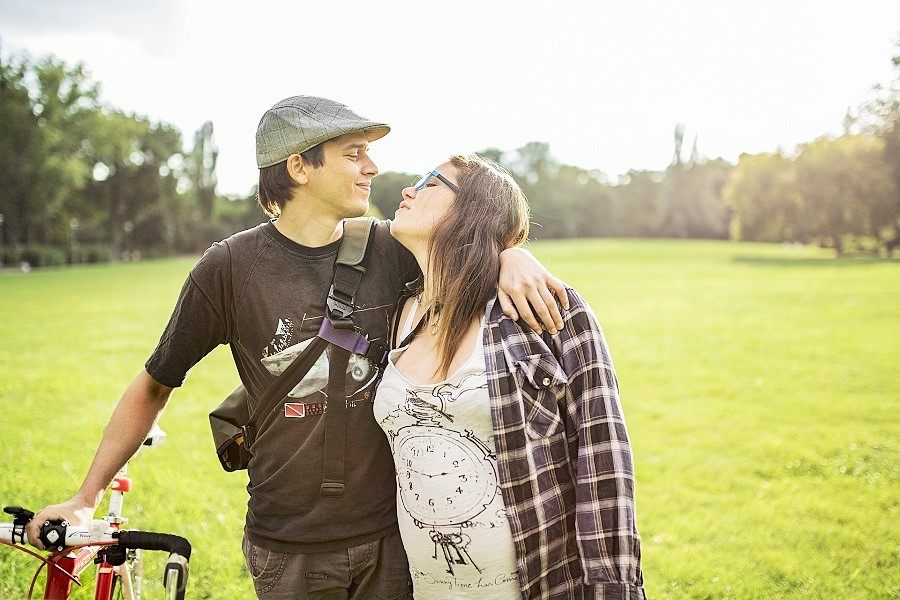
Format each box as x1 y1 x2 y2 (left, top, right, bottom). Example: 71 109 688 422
1 0 899 197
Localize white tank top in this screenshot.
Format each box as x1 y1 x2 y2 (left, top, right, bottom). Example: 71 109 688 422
373 298 521 599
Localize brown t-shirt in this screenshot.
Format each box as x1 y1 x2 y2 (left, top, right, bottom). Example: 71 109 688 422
146 220 418 552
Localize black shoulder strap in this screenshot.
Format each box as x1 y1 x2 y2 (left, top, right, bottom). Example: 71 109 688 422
321 217 376 498
390 293 432 350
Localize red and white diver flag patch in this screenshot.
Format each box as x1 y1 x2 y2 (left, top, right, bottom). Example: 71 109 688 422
284 402 306 418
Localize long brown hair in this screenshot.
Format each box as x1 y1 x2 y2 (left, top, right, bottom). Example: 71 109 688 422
426 154 530 378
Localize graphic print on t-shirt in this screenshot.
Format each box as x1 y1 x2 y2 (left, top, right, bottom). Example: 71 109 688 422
260 314 375 399
381 373 506 577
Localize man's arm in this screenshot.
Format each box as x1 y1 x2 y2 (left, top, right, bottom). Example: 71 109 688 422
498 247 569 334
26 369 173 549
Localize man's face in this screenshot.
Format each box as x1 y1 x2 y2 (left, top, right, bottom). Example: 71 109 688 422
304 132 379 219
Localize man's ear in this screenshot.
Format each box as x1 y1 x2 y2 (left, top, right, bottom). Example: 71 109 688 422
286 154 309 185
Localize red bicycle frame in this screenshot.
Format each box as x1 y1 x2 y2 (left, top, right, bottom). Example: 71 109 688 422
44 543 106 599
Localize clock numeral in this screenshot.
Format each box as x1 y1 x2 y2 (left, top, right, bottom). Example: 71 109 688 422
428 498 435 506
459 475 468 482
456 487 463 494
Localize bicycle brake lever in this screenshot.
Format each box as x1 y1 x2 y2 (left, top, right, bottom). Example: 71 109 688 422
3 506 34 545
3 506 35 526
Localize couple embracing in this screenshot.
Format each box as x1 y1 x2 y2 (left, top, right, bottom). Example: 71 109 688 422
30 95 645 600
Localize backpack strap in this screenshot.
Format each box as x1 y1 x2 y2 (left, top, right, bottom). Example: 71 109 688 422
320 217 378 498
326 217 376 326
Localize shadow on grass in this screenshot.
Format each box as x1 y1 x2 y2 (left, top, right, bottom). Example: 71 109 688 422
732 255 898 268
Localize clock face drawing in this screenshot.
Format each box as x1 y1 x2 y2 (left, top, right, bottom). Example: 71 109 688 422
379 371 510 577
395 425 498 527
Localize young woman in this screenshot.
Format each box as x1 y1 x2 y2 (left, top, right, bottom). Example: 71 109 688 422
374 154 646 599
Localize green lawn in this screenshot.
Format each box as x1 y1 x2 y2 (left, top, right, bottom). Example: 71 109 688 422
0 240 897 599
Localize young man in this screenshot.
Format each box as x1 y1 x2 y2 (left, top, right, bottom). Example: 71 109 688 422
27 96 568 599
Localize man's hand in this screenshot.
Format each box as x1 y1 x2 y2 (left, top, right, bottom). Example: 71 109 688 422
26 497 97 549
498 247 569 334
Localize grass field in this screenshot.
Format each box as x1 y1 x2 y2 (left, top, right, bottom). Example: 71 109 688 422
0 239 897 599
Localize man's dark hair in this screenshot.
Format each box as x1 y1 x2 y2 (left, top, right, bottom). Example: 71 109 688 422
257 143 327 217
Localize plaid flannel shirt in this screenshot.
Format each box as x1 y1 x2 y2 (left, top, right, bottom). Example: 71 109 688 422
483 289 645 599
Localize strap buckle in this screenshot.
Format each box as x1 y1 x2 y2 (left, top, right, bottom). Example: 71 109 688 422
326 284 354 323
241 424 255 450
320 482 345 498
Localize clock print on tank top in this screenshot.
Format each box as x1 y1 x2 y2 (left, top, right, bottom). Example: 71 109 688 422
374 298 521 599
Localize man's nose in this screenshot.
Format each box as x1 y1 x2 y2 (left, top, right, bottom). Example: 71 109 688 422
362 155 378 176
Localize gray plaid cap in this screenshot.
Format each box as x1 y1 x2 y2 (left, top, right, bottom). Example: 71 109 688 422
256 96 390 168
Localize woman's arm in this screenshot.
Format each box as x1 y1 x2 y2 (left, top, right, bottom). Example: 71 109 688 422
555 290 644 593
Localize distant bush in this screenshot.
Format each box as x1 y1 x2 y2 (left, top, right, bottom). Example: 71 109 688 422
2 245 67 268
0 244 114 268
69 244 113 264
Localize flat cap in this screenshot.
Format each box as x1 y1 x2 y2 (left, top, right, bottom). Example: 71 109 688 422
256 96 390 168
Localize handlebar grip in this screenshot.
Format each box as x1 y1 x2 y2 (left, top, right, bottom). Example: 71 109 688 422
115 530 192 559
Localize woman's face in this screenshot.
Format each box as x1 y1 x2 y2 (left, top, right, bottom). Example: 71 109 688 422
390 162 459 249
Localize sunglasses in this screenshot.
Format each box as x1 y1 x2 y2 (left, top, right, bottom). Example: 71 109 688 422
413 170 459 194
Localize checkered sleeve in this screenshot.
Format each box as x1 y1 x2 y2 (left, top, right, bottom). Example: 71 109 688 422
556 289 644 596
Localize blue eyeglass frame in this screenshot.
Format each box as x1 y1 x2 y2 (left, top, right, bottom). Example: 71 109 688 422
413 170 460 194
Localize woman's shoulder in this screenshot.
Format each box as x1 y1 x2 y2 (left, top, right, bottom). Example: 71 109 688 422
487 287 606 366
488 287 596 329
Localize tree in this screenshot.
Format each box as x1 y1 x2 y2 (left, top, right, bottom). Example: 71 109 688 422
655 125 731 239
847 37 900 254
0 48 101 248
723 152 802 243
369 171 416 219
82 111 183 257
795 135 897 255
0 47 39 248
877 40 900 254
187 120 218 221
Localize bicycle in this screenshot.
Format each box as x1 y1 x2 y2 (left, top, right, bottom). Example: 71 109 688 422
0 426 192 600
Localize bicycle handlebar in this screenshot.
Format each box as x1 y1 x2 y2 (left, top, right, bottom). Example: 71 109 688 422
115 530 191 559
1 509 191 599
116 531 191 597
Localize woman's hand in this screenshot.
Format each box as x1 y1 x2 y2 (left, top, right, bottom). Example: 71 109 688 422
498 247 569 334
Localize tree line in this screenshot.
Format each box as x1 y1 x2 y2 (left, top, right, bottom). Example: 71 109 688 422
0 41 260 267
1 39 898 267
